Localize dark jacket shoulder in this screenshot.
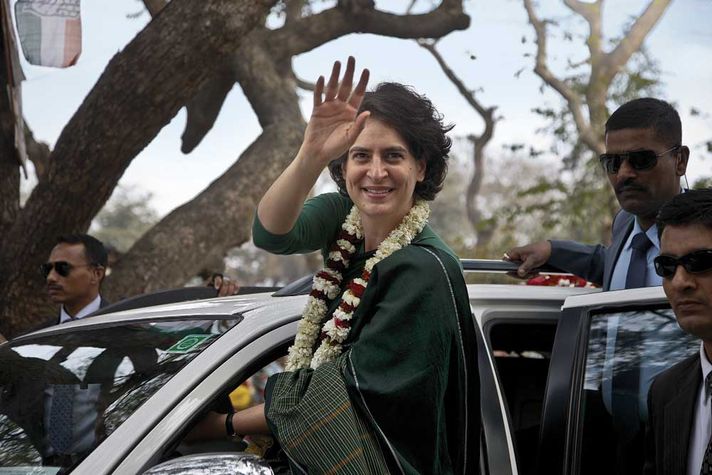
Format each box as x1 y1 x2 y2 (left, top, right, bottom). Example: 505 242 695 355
649 353 700 400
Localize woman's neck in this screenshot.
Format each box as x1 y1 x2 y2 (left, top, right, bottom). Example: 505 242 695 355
361 214 406 252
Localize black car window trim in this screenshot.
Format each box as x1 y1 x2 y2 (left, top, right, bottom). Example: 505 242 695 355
476 322 517 475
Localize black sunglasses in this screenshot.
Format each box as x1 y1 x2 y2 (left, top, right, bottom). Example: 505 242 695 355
653 249 712 279
40 261 93 278
599 145 680 175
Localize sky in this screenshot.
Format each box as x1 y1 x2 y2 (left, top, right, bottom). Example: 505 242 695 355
15 0 712 216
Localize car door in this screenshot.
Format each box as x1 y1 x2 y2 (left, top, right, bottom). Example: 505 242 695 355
538 287 699 475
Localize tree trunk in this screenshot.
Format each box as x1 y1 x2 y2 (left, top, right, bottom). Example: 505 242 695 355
0 0 275 338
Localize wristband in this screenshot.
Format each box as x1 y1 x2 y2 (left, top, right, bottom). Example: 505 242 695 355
225 409 236 437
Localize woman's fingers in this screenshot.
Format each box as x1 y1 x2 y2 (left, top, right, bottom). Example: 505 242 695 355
348 68 370 108
313 75 325 107
324 61 341 102
336 56 355 101
316 58 368 108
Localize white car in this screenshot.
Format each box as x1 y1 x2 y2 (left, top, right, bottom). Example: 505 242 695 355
0 261 698 474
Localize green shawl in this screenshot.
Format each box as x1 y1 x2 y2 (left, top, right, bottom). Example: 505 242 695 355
255 194 480 474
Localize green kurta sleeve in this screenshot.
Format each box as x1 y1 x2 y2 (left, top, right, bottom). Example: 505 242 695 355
252 192 352 257
343 244 479 474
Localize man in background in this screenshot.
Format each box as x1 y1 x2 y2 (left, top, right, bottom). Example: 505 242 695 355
506 98 689 290
43 233 109 323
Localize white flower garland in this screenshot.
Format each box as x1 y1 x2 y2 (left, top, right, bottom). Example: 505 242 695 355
285 200 430 371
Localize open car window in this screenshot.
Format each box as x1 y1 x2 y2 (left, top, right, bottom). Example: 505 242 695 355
0 319 239 472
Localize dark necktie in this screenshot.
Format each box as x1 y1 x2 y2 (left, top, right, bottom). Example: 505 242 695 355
700 373 712 474
625 232 653 289
48 384 75 454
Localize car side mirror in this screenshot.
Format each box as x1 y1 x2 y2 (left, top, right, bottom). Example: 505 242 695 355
143 452 274 475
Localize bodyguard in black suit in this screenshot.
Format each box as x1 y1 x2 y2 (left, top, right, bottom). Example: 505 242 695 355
645 189 712 474
505 98 690 290
41 234 110 326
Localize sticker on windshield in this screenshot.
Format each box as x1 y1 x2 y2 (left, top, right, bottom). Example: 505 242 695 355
166 334 214 353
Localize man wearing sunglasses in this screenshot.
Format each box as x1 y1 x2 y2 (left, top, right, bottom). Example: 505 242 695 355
43 234 109 324
506 98 690 290
645 188 712 475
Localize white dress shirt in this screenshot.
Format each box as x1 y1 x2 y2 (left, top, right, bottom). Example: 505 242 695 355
609 220 662 291
688 344 712 475
59 294 102 324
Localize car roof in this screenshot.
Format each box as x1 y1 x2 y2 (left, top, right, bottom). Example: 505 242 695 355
467 283 596 304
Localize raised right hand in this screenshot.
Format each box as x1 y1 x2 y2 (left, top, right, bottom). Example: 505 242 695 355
298 56 370 168
504 241 552 278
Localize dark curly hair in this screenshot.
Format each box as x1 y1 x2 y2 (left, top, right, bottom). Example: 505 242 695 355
328 82 453 201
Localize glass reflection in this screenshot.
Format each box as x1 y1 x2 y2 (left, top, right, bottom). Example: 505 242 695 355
580 307 698 474
0 318 238 471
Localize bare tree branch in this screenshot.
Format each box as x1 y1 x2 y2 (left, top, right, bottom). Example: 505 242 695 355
181 72 236 153
523 0 601 153
417 39 498 249
526 0 671 156
181 1 469 151
604 0 671 83
296 76 316 92
269 0 469 58
563 0 598 24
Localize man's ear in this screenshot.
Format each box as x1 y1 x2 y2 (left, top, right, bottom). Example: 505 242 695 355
676 146 690 176
92 266 106 285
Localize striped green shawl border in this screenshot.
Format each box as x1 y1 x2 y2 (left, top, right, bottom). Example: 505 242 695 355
266 355 390 474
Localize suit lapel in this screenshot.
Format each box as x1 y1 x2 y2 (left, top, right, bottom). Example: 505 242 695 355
603 212 634 290
663 355 701 474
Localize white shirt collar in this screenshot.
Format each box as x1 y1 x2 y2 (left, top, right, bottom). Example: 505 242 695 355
59 294 102 324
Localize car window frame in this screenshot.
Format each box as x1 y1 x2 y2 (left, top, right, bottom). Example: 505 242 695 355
69 308 298 474
538 289 674 475
476 320 518 475
483 314 559 473
109 320 298 474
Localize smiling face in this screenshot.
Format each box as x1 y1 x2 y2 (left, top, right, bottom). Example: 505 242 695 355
46 242 102 315
604 128 687 228
660 224 712 342
343 118 426 240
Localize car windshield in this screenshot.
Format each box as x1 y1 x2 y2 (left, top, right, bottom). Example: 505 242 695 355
0 318 238 472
